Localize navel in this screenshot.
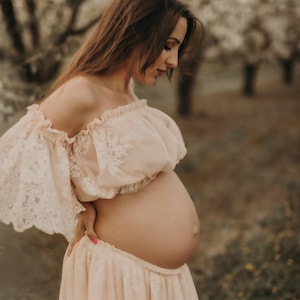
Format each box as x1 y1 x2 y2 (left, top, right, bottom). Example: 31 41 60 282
192 223 199 235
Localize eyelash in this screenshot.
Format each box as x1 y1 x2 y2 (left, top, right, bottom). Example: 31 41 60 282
164 45 171 51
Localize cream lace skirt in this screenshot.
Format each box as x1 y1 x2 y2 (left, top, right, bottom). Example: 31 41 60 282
59 236 199 300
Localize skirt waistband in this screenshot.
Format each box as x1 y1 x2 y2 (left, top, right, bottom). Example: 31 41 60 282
82 235 185 275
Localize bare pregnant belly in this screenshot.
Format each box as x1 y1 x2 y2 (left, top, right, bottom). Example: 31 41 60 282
94 171 200 269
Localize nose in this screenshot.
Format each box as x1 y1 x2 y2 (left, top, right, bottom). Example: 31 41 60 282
166 51 178 68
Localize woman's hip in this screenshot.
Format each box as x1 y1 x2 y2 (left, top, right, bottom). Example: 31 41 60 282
59 235 199 300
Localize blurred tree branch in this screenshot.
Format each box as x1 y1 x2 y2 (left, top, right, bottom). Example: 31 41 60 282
68 16 100 36
0 0 25 54
25 0 40 48
0 0 101 84
0 0 34 80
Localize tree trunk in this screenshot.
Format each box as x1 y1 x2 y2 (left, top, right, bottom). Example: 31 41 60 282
243 63 258 96
0 0 101 84
0 0 36 81
25 0 40 48
280 57 294 85
177 50 202 116
0 0 25 54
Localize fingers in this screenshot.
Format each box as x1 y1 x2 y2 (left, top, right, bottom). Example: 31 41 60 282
85 218 98 244
66 203 99 257
82 202 99 244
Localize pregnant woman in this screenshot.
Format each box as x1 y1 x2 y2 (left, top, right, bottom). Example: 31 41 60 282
0 0 202 299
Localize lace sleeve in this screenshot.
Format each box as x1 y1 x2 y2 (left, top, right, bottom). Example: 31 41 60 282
0 108 85 242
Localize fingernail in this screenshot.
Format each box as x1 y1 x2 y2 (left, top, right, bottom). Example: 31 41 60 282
92 238 98 244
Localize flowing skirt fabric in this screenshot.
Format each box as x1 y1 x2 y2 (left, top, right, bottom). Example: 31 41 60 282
59 235 199 300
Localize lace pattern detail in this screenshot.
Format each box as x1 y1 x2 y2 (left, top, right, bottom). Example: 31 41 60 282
69 154 82 179
0 114 84 241
95 130 135 175
73 133 91 156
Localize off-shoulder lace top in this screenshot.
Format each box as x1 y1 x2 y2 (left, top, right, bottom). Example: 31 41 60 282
0 100 186 241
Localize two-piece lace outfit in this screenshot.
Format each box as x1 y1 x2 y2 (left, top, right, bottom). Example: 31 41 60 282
0 99 199 300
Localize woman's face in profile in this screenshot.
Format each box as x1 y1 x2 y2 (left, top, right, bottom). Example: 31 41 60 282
134 17 187 85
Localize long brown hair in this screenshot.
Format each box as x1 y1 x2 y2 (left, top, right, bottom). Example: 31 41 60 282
47 0 201 95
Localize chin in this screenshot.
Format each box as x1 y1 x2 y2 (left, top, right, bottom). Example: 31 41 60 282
135 73 157 86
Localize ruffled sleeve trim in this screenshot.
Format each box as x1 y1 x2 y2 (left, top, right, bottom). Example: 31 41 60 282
73 172 159 201
0 109 85 241
27 104 75 143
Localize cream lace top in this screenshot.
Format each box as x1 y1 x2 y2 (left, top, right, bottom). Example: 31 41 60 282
0 100 186 241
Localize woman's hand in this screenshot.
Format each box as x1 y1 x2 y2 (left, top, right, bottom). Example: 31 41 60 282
67 202 98 257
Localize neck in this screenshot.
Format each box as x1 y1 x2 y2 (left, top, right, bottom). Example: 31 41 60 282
86 63 138 103
92 62 134 93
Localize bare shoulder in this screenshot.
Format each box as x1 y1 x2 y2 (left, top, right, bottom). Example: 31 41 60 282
48 75 99 111
39 75 100 137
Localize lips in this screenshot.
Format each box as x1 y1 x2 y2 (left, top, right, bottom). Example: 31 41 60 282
157 69 166 77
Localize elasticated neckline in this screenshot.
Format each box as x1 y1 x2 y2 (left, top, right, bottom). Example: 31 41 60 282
27 99 148 140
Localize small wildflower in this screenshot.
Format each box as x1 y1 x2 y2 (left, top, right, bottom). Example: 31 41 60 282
286 259 294 266
277 231 285 240
261 262 268 269
273 244 281 252
222 282 229 291
285 209 292 217
224 273 233 280
237 291 244 299
272 286 278 294
274 254 281 261
239 243 250 255
244 262 256 272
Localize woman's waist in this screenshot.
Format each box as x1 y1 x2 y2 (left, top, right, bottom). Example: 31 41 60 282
94 213 199 269
93 171 200 268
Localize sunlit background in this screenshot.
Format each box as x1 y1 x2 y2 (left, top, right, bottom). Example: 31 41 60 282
0 0 299 299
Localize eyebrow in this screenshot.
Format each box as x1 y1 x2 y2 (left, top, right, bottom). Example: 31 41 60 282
167 37 181 45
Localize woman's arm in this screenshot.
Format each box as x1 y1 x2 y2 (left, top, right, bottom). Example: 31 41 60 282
40 76 102 254
67 202 98 257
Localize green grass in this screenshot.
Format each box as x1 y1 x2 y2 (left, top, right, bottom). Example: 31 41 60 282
195 185 300 300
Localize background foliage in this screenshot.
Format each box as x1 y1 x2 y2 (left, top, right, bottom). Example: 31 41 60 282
195 188 300 299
